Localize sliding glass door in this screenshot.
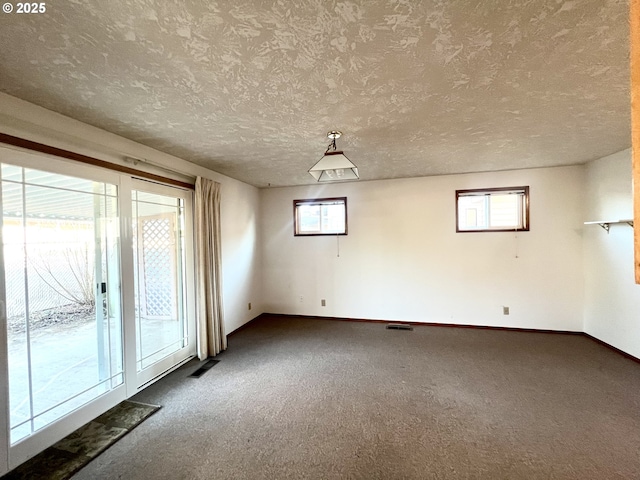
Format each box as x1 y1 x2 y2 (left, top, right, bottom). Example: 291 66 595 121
0 151 196 467
0 157 124 458
131 180 195 387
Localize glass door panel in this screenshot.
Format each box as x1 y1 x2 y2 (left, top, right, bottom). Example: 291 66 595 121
132 182 194 385
1 163 122 444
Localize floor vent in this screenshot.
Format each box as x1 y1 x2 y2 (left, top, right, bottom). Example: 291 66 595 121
386 324 413 331
189 359 219 378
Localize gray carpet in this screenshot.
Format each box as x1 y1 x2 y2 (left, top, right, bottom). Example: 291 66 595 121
72 315 640 479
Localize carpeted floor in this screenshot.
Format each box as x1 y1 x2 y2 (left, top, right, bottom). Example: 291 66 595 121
71 315 640 479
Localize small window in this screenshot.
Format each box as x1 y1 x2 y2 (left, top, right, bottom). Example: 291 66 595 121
456 186 529 232
294 197 347 236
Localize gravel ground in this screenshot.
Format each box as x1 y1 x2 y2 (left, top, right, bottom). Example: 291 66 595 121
7 304 95 335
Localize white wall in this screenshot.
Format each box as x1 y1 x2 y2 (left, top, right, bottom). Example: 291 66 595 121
261 166 585 331
583 149 640 358
0 93 263 333
220 178 262 333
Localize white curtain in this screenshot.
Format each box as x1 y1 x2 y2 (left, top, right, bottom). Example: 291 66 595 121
195 176 226 359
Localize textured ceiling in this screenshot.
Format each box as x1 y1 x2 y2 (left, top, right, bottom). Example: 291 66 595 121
0 0 631 187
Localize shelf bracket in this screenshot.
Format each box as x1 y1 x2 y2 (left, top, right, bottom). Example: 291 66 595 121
584 220 634 234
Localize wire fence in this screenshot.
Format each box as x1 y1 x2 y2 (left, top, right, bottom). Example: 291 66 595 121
4 220 96 319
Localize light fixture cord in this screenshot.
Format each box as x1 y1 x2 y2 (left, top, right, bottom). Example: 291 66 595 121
326 137 337 154
336 233 340 257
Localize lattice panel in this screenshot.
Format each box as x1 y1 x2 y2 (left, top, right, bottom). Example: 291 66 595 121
139 216 177 318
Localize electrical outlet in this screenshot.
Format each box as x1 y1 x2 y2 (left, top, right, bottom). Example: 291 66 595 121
248 302 251 311
299 295 304 303
503 306 510 315
321 299 326 307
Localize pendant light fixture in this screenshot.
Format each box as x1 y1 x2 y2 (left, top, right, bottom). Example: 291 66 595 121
308 131 359 182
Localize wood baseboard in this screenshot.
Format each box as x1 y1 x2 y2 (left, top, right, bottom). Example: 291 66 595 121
582 333 640 364
256 313 640 363
226 313 269 338
262 312 582 335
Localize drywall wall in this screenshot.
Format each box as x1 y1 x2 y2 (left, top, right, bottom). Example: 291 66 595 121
583 149 640 358
261 166 584 331
0 93 263 333
219 178 262 333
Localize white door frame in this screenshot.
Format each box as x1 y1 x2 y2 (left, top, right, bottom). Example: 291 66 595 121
125 179 196 395
0 147 197 473
0 171 9 473
0 147 127 470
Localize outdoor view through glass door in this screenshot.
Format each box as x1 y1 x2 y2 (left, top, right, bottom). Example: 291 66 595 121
1 163 122 444
0 156 196 462
132 181 195 386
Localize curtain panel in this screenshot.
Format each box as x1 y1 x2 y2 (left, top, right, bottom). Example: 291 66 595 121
194 177 226 358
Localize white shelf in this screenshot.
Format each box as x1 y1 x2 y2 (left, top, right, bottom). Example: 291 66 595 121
584 219 634 233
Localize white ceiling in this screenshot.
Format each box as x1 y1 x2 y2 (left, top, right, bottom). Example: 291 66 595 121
0 0 631 187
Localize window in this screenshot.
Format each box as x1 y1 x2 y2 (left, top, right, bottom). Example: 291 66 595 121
294 197 347 236
456 186 529 232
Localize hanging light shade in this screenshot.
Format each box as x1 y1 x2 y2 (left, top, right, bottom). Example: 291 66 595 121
309 131 359 182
